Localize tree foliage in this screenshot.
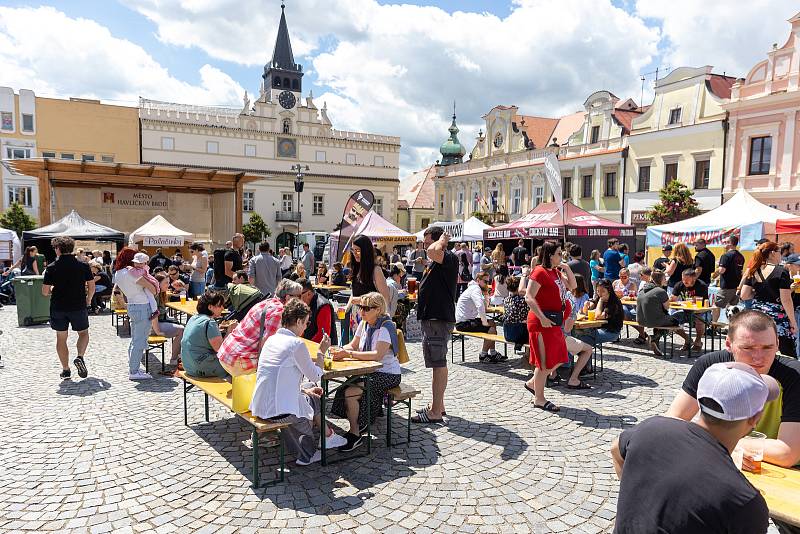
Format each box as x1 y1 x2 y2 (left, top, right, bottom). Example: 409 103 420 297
645 181 701 225
0 202 36 237
472 211 493 224
241 213 271 247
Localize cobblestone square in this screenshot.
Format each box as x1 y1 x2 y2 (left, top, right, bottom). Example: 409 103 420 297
0 310 778 532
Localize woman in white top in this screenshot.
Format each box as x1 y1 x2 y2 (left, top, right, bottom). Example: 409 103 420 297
249 299 343 466
113 248 159 380
490 265 510 305
385 263 406 317
330 292 402 452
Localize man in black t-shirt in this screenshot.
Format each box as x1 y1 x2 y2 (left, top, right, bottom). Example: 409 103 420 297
713 234 746 322
669 269 709 350
42 236 95 380
567 244 593 298
652 244 671 272
667 310 800 476
511 239 527 267
413 226 458 424
692 238 715 285
214 233 244 291
613 361 775 534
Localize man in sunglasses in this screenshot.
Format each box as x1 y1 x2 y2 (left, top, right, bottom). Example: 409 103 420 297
455 272 501 362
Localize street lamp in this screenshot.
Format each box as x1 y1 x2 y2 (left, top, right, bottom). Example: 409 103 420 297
291 163 309 257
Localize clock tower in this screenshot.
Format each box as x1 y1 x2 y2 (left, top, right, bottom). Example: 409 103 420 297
262 2 303 110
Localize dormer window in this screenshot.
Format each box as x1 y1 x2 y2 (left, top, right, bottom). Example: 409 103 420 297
282 119 291 134
668 108 682 125
590 125 600 144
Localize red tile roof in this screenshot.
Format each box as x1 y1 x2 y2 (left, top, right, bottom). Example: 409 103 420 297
707 74 738 99
517 115 559 149
399 165 436 210
611 109 644 134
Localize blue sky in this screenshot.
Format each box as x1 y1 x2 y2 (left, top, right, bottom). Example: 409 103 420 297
0 1 794 173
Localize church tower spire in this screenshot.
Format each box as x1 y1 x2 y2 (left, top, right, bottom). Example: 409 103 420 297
440 101 466 166
263 2 303 103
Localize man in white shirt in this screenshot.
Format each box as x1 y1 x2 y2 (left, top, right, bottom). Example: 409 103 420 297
455 272 500 361
280 247 293 277
471 246 482 279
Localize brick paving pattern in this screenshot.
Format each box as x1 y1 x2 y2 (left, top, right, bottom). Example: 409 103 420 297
0 310 780 532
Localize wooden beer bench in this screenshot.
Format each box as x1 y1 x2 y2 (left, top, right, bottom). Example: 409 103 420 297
450 330 526 363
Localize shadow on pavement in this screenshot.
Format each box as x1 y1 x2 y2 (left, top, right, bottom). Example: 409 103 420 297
440 414 528 461
56 376 112 396
554 406 639 430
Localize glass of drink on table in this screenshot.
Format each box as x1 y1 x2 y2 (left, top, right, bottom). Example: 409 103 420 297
336 307 346 320
587 308 596 321
694 296 702 308
407 277 417 294
741 431 766 474
180 294 187 304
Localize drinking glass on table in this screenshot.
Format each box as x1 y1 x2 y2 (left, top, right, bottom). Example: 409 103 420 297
741 431 766 473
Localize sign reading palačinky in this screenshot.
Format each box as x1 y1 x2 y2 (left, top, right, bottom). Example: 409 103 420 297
143 236 184 247
101 188 168 210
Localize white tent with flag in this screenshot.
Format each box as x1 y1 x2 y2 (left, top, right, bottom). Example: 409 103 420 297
645 189 798 251
128 215 193 247
414 216 491 242
0 227 22 263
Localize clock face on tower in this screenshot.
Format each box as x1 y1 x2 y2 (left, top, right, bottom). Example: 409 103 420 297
278 90 296 109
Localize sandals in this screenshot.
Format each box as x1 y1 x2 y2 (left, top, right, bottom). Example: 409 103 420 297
411 407 444 424
524 382 536 396
566 381 591 390
546 376 562 388
534 400 560 412
416 405 446 416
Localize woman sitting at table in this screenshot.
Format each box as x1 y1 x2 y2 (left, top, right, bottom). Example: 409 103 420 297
331 262 347 286
613 268 647 344
578 279 624 347
151 273 184 368
502 276 529 350
385 263 406 318
249 299 345 466
490 265 510 306
289 262 306 281
329 292 402 453
316 263 330 285
180 290 229 378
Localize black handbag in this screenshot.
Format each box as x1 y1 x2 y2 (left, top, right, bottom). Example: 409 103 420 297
542 310 563 327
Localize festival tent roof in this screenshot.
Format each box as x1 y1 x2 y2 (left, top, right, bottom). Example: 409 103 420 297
22 210 125 242
646 189 798 250
776 217 800 234
332 210 414 243
128 215 193 244
0 227 22 263
413 216 491 242
484 200 633 240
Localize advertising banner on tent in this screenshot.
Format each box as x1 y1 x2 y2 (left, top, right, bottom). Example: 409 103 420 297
144 236 185 247
333 189 375 262
543 153 563 220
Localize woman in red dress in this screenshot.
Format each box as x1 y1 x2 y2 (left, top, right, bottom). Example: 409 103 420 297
524 240 576 412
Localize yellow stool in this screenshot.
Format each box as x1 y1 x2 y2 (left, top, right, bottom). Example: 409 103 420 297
146 336 168 374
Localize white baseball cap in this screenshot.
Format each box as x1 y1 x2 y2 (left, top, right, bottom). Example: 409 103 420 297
132 252 150 264
697 362 780 421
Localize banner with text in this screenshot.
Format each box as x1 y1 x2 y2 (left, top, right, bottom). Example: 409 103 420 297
101 188 168 210
143 236 185 247
332 189 375 263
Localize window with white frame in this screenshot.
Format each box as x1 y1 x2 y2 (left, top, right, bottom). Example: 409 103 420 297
245 144 256 157
21 114 33 132
471 185 480 213
101 155 114 163
581 174 593 198
82 154 94 162
374 197 383 216
346 153 356 165
604 171 617 197
242 191 254 212
7 185 32 207
312 194 324 215
6 147 31 159
749 136 772 175
281 193 293 212
694 159 711 189
374 155 384 166
668 107 682 125
315 150 326 162
511 183 522 214
61 153 74 160
456 188 464 215
533 185 544 207
41 151 56 158
1 112 12 131
161 137 174 150
206 140 219 154
488 180 500 213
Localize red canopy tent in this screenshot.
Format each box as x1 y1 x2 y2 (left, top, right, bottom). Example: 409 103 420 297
483 200 636 252
776 218 800 235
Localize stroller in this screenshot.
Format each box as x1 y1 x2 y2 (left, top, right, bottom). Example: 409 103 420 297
0 268 18 305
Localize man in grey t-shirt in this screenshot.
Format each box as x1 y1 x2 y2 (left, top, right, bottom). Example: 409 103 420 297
301 243 315 276
249 242 282 296
567 245 593 297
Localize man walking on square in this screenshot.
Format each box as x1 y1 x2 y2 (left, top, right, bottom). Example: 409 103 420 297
42 236 95 380
249 241 282 297
413 226 458 424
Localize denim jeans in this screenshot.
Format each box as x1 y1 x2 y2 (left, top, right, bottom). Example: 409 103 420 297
127 303 152 374
189 281 205 299
577 328 620 346
503 323 528 344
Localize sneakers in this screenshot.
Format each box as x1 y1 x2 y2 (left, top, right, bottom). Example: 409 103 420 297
479 351 489 361
296 450 321 466
129 370 152 380
338 432 364 452
74 356 88 379
321 432 348 449
60 369 71 380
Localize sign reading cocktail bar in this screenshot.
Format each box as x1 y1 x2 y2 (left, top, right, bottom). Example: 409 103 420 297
101 188 168 210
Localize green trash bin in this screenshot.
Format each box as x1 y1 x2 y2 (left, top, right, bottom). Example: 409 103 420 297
13 275 51 327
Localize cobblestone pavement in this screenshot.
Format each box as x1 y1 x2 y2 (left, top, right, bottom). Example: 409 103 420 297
0 309 778 533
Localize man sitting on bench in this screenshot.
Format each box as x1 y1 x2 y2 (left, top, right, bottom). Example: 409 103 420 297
637 270 691 357
455 271 502 362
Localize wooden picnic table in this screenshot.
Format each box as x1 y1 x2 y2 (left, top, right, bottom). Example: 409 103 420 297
669 302 712 357
313 284 348 292
573 318 607 330
166 300 198 323
301 339 382 466
621 298 636 306
486 305 504 315
744 463 800 527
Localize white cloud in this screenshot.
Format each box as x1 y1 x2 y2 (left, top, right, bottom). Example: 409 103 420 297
637 0 796 79
0 6 244 106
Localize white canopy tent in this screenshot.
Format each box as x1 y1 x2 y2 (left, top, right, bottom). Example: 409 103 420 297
414 216 491 242
0 227 22 263
646 189 798 251
128 215 193 247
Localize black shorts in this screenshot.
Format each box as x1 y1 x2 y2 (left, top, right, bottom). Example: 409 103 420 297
456 318 491 333
50 308 89 332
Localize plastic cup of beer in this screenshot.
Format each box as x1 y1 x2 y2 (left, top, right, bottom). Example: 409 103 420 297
741 431 766 473
587 309 596 321
407 277 417 294
336 307 346 320
180 294 187 304
694 296 702 308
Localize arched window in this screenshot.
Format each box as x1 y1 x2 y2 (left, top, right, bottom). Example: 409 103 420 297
291 79 299 90
282 119 291 134
488 179 500 213
274 77 282 88
283 77 290 88
470 183 480 213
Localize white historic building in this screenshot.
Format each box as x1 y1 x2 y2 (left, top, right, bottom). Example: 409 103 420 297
139 4 400 248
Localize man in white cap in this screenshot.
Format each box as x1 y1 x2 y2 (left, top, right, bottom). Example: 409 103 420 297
667 310 800 470
611 360 777 533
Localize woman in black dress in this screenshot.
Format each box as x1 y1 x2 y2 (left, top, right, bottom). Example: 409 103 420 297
347 235 391 335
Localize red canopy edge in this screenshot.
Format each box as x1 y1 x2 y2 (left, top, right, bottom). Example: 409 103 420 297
484 201 634 240
776 218 800 234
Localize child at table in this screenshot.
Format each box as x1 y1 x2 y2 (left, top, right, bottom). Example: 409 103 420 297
131 252 160 319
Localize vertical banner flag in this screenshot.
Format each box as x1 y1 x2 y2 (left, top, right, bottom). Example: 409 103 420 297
333 189 375 263
543 152 563 221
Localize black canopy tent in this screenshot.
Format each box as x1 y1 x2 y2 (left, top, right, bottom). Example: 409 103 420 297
23 210 125 262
